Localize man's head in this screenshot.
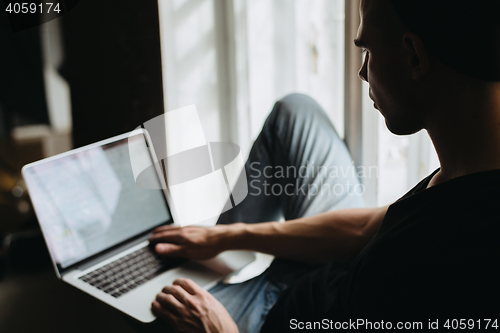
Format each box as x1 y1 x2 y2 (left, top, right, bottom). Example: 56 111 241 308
356 0 500 135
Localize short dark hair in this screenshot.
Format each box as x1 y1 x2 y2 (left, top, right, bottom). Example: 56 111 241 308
389 0 500 82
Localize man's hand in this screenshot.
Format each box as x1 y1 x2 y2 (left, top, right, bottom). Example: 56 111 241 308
149 224 238 260
152 278 239 333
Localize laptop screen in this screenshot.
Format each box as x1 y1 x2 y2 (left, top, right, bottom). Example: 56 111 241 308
23 132 171 269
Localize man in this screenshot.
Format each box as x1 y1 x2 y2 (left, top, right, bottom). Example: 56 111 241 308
148 0 500 331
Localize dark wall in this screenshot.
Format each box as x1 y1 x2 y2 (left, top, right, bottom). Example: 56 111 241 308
0 10 49 135
61 0 164 148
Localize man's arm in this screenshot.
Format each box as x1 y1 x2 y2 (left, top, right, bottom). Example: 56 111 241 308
228 205 387 263
150 207 388 332
150 206 388 263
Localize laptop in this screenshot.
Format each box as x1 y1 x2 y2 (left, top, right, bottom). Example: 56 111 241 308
21 128 255 323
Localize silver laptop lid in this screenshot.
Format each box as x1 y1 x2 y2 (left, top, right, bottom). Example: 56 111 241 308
22 129 173 278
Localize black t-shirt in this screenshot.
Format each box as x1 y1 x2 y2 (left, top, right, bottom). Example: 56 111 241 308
262 169 500 331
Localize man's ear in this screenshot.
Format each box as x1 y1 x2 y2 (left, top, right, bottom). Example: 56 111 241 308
402 32 429 80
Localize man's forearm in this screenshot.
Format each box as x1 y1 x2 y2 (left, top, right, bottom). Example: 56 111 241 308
217 206 388 263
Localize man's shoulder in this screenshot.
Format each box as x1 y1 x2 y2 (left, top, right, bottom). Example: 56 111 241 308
383 168 500 230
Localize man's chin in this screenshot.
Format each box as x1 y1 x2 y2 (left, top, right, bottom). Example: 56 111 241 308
384 118 423 136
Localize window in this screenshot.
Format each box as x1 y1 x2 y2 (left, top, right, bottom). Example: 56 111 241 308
157 0 439 207
245 0 345 140
158 0 345 155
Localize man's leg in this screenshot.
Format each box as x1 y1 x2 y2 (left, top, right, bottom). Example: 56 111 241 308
218 93 364 225
211 93 364 332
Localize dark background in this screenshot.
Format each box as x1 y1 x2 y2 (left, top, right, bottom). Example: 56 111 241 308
1 1 165 331
61 0 164 147
0 0 164 146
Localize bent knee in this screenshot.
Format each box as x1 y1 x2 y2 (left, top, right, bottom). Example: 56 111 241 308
277 93 320 113
270 93 331 128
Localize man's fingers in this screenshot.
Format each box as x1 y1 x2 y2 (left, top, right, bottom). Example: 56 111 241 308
156 292 183 310
162 285 191 304
153 225 179 233
173 278 203 295
155 243 185 256
155 292 183 313
152 300 177 324
149 230 187 245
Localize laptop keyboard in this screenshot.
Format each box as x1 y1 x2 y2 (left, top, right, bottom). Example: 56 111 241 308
78 246 186 298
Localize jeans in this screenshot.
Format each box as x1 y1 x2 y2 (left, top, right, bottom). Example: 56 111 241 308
210 93 365 333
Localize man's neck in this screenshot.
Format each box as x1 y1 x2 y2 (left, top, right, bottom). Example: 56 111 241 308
426 82 500 188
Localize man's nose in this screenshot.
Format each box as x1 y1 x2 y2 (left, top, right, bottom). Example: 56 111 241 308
358 53 368 82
